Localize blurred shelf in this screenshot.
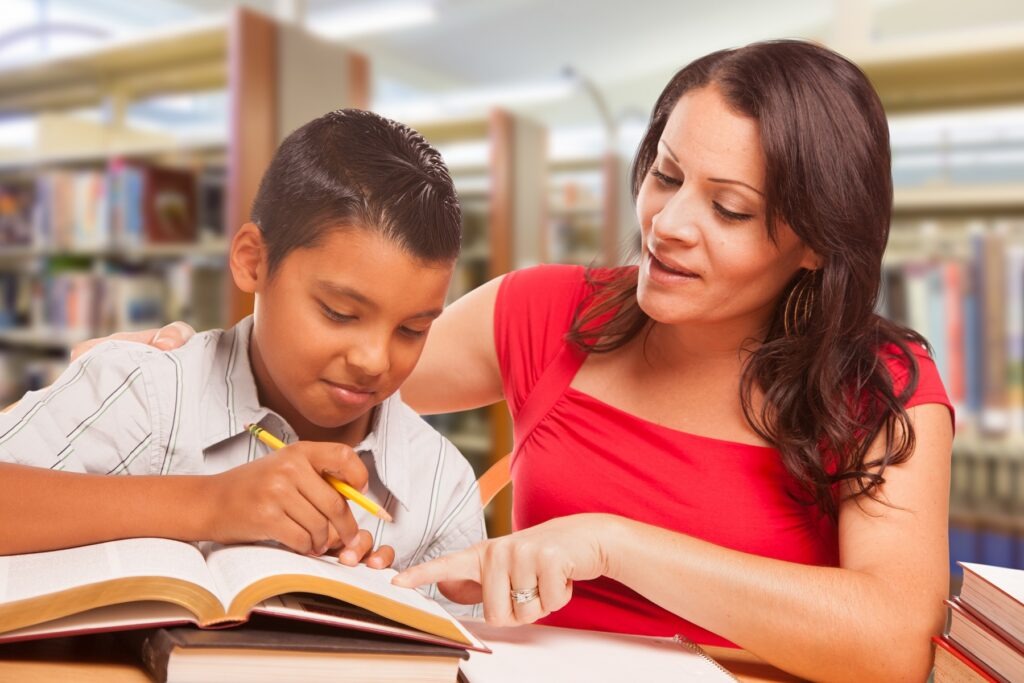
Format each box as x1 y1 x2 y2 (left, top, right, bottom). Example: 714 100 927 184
550 155 603 173
893 183 1024 215
0 240 228 261
550 204 603 217
949 506 1024 534
448 430 491 455
0 138 227 173
0 19 228 113
854 25 1024 112
459 245 490 263
0 327 91 351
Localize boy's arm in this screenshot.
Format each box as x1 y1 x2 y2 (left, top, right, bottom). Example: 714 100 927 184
0 343 371 557
0 464 213 554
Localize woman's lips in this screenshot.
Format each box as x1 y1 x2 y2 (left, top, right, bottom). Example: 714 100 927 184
647 251 700 282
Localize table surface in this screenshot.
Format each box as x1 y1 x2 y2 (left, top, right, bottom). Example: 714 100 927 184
0 633 803 682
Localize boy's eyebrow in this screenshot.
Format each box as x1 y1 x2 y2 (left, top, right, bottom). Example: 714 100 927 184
316 281 443 319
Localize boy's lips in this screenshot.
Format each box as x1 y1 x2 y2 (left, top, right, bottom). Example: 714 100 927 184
322 380 376 407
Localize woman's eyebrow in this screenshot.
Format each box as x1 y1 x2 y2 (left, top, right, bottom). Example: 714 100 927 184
709 178 764 196
658 139 763 196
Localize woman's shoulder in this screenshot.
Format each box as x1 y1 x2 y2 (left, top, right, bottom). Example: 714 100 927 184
497 264 631 318
875 340 949 408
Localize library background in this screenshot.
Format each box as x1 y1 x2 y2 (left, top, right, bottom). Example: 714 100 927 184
0 0 1021 575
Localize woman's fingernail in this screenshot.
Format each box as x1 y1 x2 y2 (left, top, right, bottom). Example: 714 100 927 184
340 550 357 563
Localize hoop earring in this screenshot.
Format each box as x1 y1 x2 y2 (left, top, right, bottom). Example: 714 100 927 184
783 270 818 337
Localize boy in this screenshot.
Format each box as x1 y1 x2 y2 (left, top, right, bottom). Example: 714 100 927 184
0 110 484 609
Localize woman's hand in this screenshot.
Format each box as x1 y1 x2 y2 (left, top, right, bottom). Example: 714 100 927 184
70 321 196 361
392 514 613 625
203 439 393 567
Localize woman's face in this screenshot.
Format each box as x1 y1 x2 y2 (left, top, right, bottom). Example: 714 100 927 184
635 85 818 332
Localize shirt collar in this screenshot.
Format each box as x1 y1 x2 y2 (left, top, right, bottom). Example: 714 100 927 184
199 316 414 510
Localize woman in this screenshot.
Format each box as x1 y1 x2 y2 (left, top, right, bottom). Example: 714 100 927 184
90 40 951 681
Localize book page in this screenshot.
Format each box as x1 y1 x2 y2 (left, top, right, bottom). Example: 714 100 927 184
204 543 451 620
0 538 214 604
459 621 737 682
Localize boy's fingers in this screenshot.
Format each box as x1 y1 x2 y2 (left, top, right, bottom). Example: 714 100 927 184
337 529 373 566
281 490 331 554
392 549 480 588
365 544 396 569
309 444 370 494
295 466 359 546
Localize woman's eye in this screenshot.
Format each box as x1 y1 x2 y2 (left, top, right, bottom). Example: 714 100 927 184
650 169 682 187
713 202 753 222
319 303 355 322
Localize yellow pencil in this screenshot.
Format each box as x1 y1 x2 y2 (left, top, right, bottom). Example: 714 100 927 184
246 423 393 523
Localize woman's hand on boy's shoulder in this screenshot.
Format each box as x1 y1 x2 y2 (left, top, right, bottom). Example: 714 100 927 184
70 321 196 361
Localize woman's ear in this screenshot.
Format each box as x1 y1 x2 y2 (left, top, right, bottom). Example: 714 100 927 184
799 246 824 271
229 223 266 294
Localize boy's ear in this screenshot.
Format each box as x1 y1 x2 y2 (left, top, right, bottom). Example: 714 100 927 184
229 223 267 294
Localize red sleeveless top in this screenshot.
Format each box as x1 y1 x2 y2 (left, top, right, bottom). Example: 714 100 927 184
494 265 952 647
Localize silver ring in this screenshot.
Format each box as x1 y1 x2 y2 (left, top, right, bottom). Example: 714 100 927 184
510 586 539 604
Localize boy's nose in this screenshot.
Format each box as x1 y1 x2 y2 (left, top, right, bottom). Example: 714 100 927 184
348 342 390 378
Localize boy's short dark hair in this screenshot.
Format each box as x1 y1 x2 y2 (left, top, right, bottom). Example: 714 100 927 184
251 109 461 274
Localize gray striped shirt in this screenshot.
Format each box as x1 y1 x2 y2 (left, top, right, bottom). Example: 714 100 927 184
0 316 484 613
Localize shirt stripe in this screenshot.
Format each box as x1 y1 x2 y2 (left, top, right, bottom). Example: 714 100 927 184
0 355 95 446
65 368 142 443
159 354 183 475
108 433 153 475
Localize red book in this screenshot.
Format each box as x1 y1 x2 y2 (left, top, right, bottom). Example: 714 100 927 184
933 635 1000 682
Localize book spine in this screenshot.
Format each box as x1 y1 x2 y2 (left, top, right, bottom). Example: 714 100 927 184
139 628 178 683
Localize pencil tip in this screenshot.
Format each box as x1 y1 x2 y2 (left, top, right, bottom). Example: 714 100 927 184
380 509 394 523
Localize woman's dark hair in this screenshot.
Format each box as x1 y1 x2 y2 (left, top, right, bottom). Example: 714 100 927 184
251 108 461 274
568 40 927 521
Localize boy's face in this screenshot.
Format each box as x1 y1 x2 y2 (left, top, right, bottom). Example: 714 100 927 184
243 226 453 442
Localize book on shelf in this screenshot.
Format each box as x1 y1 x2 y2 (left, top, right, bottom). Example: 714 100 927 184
0 179 36 247
0 537 487 654
110 159 198 246
932 636 998 683
943 561 1024 682
137 616 468 683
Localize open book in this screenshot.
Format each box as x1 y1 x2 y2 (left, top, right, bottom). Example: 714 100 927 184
0 538 486 652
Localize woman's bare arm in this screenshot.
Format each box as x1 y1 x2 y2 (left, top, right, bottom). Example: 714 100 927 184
402 275 507 414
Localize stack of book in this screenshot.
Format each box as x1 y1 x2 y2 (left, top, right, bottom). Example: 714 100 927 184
935 562 1024 682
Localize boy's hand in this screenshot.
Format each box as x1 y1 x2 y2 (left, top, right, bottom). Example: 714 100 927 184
205 441 373 556
334 531 396 569
70 321 196 361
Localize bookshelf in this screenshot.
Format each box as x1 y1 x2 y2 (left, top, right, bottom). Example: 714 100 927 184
859 29 1024 575
547 152 634 267
416 110 547 536
0 7 367 401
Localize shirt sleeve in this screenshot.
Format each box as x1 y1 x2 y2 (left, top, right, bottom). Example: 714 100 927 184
882 341 955 426
0 341 160 474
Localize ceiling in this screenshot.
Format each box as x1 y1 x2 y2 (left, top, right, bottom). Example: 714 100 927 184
4 0 1024 135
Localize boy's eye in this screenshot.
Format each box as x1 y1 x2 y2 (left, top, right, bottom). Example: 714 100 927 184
650 168 681 187
399 326 428 339
319 302 355 322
